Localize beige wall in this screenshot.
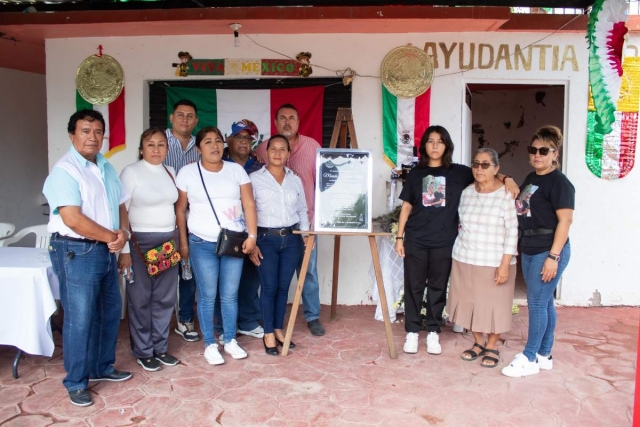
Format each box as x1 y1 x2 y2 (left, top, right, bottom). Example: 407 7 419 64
0 67 48 242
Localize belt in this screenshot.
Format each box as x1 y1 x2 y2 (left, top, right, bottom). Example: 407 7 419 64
519 228 555 238
51 232 106 245
257 224 299 236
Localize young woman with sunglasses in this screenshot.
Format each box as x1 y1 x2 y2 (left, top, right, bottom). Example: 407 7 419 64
395 126 519 355
502 125 574 378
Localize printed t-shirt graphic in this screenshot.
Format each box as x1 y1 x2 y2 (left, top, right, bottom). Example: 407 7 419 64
515 184 539 217
422 175 446 207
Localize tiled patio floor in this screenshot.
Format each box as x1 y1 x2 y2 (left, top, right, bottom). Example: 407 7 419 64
0 306 637 427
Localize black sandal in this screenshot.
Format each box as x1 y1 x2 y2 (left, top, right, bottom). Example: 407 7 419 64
460 343 486 361
481 349 500 368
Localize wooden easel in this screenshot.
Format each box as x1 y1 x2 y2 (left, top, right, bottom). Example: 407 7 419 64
281 108 398 359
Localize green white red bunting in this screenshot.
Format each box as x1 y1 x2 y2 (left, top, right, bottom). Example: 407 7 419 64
586 0 637 180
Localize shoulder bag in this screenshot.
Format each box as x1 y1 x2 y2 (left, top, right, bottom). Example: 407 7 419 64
197 162 248 258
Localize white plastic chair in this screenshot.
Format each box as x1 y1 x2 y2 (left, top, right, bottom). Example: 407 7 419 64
0 223 15 239
0 224 50 248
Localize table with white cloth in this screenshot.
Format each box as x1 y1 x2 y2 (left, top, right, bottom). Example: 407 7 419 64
368 236 404 322
0 247 60 378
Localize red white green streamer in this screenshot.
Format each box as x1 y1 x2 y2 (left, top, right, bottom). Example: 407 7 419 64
586 0 635 179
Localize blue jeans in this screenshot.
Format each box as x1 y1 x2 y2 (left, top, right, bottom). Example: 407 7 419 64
48 236 121 392
296 242 321 322
188 233 244 347
257 233 303 333
177 262 196 323
522 242 571 362
214 258 262 336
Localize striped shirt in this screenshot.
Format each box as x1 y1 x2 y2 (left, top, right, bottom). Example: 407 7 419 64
452 185 518 268
163 128 199 173
255 134 320 226
250 166 309 231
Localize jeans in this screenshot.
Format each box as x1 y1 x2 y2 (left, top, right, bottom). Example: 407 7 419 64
188 233 244 347
214 258 262 336
522 242 571 362
48 236 121 392
296 242 321 322
257 233 304 333
177 262 196 323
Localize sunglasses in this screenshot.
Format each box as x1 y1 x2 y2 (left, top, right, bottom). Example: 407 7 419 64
527 146 556 156
471 162 495 169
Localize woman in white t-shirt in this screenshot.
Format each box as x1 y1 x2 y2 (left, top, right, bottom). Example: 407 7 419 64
118 128 180 372
176 126 258 365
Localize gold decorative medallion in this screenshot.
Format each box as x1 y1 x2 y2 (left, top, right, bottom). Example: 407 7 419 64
76 54 124 105
381 45 434 98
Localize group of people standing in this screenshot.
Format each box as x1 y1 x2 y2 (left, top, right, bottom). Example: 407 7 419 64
396 124 574 377
43 98 574 408
43 101 326 407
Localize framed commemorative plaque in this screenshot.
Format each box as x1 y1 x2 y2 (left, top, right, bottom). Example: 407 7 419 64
314 148 373 233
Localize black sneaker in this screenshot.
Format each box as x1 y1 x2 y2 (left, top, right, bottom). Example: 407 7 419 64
154 353 179 366
307 319 325 336
89 369 133 382
68 389 92 407
137 357 162 371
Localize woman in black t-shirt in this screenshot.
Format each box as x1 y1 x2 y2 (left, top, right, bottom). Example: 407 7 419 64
502 125 574 378
395 126 518 356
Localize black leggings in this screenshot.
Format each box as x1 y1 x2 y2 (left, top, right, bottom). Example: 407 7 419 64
403 243 453 333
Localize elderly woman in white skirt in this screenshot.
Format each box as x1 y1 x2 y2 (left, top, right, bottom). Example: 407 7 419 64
446 147 518 368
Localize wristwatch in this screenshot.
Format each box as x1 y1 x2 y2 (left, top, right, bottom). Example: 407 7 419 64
396 236 404 241
547 252 560 262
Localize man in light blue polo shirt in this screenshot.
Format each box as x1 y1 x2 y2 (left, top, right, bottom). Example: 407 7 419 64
43 109 132 407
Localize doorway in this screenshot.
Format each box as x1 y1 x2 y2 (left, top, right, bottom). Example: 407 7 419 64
463 82 566 301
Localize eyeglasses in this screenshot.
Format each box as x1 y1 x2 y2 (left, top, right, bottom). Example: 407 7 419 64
471 162 495 169
527 146 556 156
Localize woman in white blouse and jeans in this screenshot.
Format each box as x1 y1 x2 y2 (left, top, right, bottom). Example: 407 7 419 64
118 128 180 372
446 148 518 368
249 134 309 356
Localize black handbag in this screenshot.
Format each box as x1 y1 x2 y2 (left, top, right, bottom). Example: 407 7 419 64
197 162 248 258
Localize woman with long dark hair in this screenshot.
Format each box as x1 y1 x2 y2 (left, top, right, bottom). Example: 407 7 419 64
395 125 518 355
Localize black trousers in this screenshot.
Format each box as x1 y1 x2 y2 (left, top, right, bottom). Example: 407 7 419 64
403 243 453 334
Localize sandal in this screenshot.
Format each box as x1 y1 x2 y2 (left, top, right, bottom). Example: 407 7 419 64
460 342 486 361
481 349 500 368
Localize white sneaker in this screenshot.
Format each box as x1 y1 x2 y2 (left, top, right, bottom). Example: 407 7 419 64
536 353 553 370
426 332 442 355
204 344 225 365
175 321 200 342
238 325 265 338
501 353 540 377
224 339 248 360
452 323 464 333
403 332 419 354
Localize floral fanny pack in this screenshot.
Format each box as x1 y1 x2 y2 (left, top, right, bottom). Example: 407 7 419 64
141 239 181 276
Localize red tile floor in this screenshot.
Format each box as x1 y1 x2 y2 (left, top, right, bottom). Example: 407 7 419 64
0 306 637 427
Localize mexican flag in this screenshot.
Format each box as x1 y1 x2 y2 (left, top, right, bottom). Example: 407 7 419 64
166 86 325 147
381 85 431 168
75 89 126 158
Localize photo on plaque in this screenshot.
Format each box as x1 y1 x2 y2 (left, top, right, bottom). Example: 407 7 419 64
314 148 373 233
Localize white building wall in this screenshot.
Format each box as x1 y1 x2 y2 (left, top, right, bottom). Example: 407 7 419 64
0 67 49 240
45 32 640 306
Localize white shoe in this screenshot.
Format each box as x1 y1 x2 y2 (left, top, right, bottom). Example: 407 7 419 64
452 323 464 333
501 353 540 377
204 344 225 365
224 339 248 360
403 332 419 354
426 332 442 355
238 325 265 338
537 353 553 370
175 321 200 342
